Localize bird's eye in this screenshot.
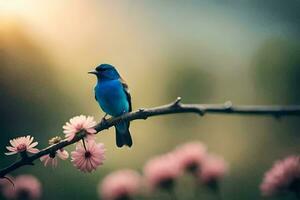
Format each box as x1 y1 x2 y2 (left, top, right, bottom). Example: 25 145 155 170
100 68 108 72
96 68 105 72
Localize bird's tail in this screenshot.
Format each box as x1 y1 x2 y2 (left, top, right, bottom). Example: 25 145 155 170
115 121 132 148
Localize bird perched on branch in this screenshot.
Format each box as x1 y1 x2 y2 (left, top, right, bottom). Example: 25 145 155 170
89 64 132 147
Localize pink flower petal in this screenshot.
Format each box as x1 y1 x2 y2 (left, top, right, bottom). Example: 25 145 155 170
28 142 38 149
57 150 69 160
260 156 300 196
5 151 18 155
28 148 39 154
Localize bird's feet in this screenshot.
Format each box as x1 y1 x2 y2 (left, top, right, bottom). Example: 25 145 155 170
100 114 108 126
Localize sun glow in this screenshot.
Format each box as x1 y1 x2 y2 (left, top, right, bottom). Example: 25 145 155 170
0 1 29 16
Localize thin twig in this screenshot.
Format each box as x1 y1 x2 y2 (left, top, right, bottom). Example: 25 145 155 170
82 139 87 151
1 97 300 177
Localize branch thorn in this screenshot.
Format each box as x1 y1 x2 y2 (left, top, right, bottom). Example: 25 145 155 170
224 101 233 110
173 97 182 107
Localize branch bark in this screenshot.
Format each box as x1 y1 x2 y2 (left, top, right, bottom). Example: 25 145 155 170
1 97 300 177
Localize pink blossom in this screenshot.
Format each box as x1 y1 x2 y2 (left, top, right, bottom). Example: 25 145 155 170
0 175 14 191
198 154 228 185
63 115 97 142
71 140 105 173
2 175 42 200
173 141 207 173
99 169 142 200
5 135 39 156
143 153 181 190
260 155 300 196
40 136 69 168
40 149 69 168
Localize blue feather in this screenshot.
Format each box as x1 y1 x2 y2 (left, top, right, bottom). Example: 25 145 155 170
90 64 133 147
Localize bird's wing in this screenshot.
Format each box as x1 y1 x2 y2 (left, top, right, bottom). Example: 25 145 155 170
120 77 132 112
94 87 98 101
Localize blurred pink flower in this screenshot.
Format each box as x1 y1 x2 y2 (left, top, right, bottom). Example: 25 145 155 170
173 141 207 173
143 153 181 190
5 135 39 156
99 169 142 200
71 140 105 173
260 155 300 197
2 175 42 200
63 115 97 141
40 149 69 168
198 154 228 186
40 136 69 168
0 175 14 192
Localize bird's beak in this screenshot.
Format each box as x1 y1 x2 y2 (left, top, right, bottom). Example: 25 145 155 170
88 71 97 75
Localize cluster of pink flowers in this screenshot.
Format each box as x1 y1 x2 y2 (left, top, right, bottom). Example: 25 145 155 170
142 141 228 191
61 115 106 172
2 115 106 199
2 114 107 199
260 155 300 197
143 141 228 192
5 115 105 173
0 175 41 200
98 141 229 200
174 141 228 189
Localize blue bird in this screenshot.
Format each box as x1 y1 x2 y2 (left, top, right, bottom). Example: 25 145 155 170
89 64 132 147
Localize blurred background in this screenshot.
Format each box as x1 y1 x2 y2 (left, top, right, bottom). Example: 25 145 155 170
0 0 300 199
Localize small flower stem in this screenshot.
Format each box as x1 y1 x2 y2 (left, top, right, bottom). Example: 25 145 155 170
167 189 178 200
215 190 223 200
82 139 87 151
209 181 223 200
194 186 202 200
295 190 300 200
20 151 28 159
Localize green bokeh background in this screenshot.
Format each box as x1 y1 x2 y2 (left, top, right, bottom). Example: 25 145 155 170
0 1 300 199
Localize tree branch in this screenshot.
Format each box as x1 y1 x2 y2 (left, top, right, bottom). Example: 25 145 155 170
1 97 300 177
